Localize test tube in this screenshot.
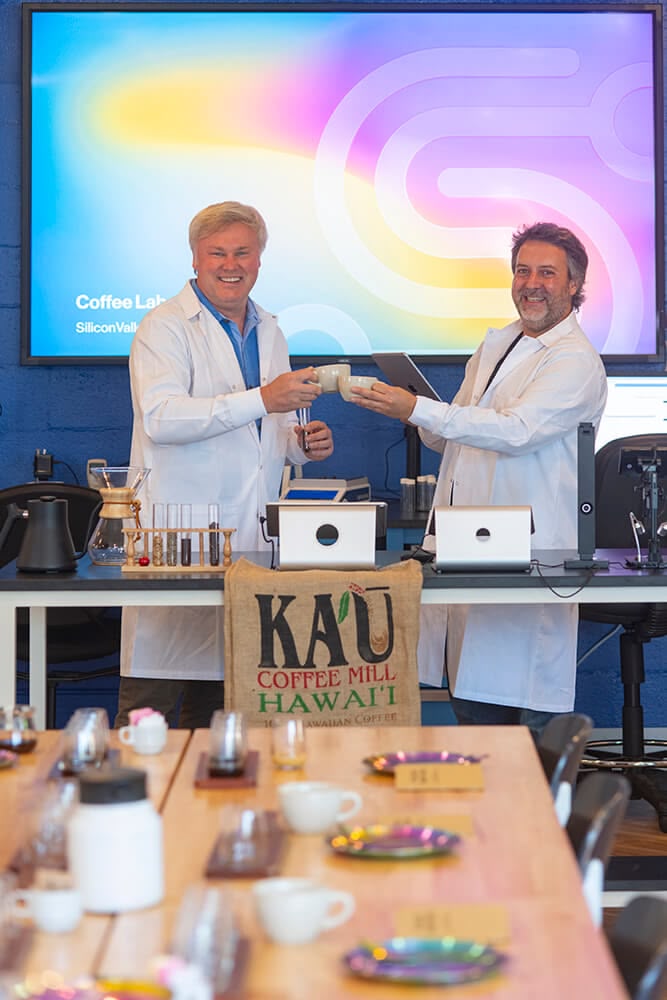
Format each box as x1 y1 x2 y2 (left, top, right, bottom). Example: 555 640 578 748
416 475 429 512
180 504 192 567
167 504 178 566
152 503 164 566
208 503 220 566
400 477 416 515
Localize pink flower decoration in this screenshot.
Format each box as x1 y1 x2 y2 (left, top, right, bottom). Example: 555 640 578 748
129 707 158 725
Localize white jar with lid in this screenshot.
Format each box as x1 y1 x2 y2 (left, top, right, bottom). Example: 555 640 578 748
68 766 163 913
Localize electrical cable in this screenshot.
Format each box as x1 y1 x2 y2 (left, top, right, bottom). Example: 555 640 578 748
629 511 645 564
259 515 275 570
54 459 80 485
383 433 405 496
576 623 623 668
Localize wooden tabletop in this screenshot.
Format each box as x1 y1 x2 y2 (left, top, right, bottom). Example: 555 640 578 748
96 725 627 1000
13 729 191 985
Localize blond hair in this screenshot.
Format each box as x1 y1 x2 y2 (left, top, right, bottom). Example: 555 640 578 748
188 202 268 253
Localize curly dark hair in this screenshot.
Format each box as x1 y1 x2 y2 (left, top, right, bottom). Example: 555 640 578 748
511 222 588 310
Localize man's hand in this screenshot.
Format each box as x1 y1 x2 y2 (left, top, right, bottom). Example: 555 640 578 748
261 367 321 414
295 419 334 460
349 382 417 422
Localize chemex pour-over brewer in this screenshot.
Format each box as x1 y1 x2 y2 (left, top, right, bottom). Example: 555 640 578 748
87 467 150 565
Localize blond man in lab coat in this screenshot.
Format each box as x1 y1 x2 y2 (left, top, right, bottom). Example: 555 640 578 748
351 222 607 735
116 202 334 728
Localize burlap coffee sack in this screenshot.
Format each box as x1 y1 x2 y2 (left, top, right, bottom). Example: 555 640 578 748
224 557 423 726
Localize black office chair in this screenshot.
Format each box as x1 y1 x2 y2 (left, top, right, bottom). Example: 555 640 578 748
537 712 593 826
0 482 121 728
566 771 631 926
578 434 667 827
608 896 667 1000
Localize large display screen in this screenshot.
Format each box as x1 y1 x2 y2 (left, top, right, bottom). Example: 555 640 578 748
22 3 664 364
597 375 667 450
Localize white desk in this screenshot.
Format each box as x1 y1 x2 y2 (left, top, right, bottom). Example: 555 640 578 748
2 549 666 727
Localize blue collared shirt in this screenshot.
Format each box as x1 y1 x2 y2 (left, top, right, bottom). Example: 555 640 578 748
190 278 260 390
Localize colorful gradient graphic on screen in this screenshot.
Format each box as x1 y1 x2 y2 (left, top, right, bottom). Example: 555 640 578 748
28 8 659 360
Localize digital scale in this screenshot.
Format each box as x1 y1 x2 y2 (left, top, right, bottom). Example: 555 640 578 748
280 477 371 503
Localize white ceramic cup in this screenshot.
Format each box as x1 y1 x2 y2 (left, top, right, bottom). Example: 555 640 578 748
119 715 168 755
11 886 82 934
338 374 380 402
278 781 362 835
253 877 355 945
313 363 351 393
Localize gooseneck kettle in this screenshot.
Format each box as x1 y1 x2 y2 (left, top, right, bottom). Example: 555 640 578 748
0 496 80 572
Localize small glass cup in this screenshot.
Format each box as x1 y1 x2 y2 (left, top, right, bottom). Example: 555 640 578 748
271 717 306 770
170 883 239 994
208 710 247 777
0 706 37 753
218 805 270 873
26 778 77 870
60 706 109 774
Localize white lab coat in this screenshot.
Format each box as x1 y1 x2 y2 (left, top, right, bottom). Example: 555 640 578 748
121 282 307 681
412 312 608 711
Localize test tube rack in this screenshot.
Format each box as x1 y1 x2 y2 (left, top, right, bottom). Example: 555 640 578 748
121 526 235 574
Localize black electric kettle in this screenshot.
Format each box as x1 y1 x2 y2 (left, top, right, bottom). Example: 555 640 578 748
0 497 78 572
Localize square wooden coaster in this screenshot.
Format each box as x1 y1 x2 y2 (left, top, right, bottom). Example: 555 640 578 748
205 811 285 879
194 750 259 789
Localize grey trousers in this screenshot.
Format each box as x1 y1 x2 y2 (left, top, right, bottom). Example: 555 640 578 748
115 676 225 729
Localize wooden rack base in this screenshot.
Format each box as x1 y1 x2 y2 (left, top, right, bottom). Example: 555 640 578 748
122 562 228 575
121 526 235 574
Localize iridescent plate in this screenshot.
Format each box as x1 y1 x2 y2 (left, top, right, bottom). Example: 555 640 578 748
343 937 506 985
363 750 485 774
0 749 18 770
328 823 460 859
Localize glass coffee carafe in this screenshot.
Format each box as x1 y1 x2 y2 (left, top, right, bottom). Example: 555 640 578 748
87 466 150 565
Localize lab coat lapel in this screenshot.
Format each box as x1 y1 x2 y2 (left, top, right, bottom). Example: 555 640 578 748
474 323 522 400
477 326 542 400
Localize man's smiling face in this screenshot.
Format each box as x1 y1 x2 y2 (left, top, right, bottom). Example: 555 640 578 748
511 240 578 336
192 222 261 326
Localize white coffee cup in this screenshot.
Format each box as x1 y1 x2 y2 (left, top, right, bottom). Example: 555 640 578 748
119 714 168 755
338 374 380 402
253 877 355 945
278 781 362 835
312 363 351 393
11 885 82 934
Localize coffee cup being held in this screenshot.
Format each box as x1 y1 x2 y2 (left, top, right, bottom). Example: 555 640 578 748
253 877 355 945
312 363 351 393
278 780 362 835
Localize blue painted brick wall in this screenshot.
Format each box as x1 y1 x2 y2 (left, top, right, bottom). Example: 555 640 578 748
1 0 666 728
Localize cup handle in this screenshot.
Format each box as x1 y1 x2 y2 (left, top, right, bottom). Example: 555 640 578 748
118 726 134 745
9 889 32 921
322 891 355 930
336 791 363 823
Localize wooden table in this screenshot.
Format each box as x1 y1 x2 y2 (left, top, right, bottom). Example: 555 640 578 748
14 729 191 986
95 726 627 999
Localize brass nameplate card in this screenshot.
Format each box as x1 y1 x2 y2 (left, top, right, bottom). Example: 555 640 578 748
396 903 510 946
394 762 484 791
